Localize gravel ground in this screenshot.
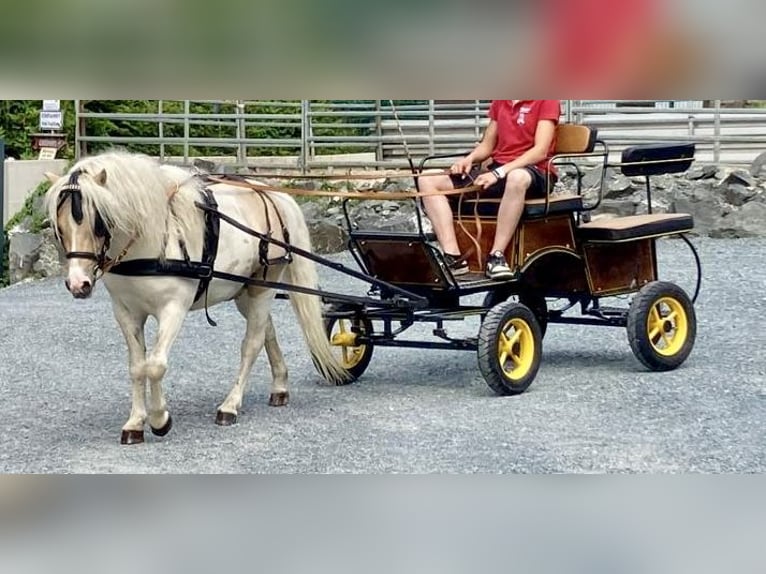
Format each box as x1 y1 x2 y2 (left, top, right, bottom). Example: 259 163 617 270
1 237 764 473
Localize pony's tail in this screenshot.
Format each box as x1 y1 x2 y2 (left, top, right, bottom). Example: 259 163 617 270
285 244 351 386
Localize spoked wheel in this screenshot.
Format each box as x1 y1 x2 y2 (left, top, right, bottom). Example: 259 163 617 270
478 301 543 396
626 281 696 371
482 290 548 337
324 316 374 383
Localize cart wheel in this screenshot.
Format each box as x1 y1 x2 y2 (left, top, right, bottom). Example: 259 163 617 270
324 316 374 383
626 281 696 371
478 301 542 396
482 290 548 337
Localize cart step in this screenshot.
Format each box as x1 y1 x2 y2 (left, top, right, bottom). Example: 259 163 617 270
588 306 628 320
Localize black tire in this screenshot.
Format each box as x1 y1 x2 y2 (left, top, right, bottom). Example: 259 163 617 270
482 290 548 338
323 316 374 383
478 301 543 396
626 281 696 371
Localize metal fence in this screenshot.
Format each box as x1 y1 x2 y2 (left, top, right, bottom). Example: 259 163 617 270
74 100 766 171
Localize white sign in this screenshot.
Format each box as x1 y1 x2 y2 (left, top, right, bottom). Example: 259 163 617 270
39 111 63 130
38 147 58 160
42 100 60 111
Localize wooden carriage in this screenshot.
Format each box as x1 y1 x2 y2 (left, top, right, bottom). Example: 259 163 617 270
326 124 700 395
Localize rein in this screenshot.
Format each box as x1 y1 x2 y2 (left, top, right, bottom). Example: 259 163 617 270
204 174 482 200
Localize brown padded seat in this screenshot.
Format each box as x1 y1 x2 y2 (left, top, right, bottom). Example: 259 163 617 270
578 213 694 242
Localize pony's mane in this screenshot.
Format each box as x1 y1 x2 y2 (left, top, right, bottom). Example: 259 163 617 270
45 151 203 255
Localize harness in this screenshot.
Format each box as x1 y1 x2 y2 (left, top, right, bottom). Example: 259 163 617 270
56 170 112 266
56 174 293 327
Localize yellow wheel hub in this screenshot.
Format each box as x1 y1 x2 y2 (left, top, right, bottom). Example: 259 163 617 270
330 319 367 368
646 296 688 356
497 318 535 380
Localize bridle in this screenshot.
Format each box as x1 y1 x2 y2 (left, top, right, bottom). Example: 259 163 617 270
55 169 112 270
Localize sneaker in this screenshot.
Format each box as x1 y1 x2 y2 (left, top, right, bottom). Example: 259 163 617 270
486 251 515 281
443 253 469 276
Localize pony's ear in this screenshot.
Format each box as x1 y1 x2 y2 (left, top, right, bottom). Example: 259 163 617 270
44 172 62 185
95 169 107 186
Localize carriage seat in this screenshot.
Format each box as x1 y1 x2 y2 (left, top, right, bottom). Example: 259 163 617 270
577 213 694 242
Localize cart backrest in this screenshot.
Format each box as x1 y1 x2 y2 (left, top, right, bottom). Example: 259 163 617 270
554 124 598 154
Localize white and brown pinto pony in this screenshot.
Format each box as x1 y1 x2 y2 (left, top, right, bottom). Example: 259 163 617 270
44 151 348 444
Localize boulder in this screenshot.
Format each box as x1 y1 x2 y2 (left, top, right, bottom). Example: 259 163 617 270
750 151 766 178
604 174 634 199
723 183 757 207
720 169 757 189
307 220 348 254
670 196 725 236
710 202 766 238
686 165 718 180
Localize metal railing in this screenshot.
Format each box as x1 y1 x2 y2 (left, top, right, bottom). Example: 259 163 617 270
74 100 766 171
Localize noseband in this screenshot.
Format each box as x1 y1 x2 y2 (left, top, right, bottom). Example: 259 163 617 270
56 169 112 267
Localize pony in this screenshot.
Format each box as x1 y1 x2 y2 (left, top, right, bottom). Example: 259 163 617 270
43 150 348 445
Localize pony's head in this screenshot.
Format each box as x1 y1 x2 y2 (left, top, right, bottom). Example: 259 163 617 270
44 168 112 299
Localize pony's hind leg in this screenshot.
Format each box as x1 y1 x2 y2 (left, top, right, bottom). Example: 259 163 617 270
144 301 189 439
216 288 276 425
112 302 149 445
264 314 290 407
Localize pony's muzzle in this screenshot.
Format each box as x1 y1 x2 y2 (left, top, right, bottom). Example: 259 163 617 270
65 277 93 299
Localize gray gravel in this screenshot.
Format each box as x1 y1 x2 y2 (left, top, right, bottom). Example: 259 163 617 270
1 237 765 473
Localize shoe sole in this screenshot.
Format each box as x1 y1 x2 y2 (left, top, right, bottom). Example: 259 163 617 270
450 267 470 277
487 269 515 281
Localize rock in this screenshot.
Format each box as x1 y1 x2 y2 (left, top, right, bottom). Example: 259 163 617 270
307 220 348 254
720 169 757 188
32 229 65 278
710 202 766 238
750 151 766 178
593 199 637 218
686 165 718 180
582 165 614 190
671 197 723 236
290 179 320 191
724 183 757 207
9 231 44 284
383 179 411 193
604 174 634 199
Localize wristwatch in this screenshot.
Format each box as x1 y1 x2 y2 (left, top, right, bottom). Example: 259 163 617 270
491 167 505 180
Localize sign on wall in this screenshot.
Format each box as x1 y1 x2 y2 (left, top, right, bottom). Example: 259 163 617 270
39 111 63 130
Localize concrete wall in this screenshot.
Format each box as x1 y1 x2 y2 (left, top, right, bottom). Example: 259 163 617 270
2 159 69 225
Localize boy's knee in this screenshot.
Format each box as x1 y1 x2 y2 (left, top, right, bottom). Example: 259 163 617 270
505 169 532 189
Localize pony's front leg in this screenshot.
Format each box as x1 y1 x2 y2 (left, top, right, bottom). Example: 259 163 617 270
217 289 275 425
145 301 188 439
112 303 149 445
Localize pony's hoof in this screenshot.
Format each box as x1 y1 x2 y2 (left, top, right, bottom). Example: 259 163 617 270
151 414 173 437
120 430 145 445
269 392 290 407
216 411 237 426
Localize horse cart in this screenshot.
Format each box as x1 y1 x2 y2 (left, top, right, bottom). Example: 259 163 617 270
316 124 700 395
45 123 700 443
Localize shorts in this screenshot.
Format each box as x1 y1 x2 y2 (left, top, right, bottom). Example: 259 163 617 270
448 162 556 210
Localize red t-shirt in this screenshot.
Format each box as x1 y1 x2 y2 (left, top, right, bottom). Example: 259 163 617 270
488 100 561 174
